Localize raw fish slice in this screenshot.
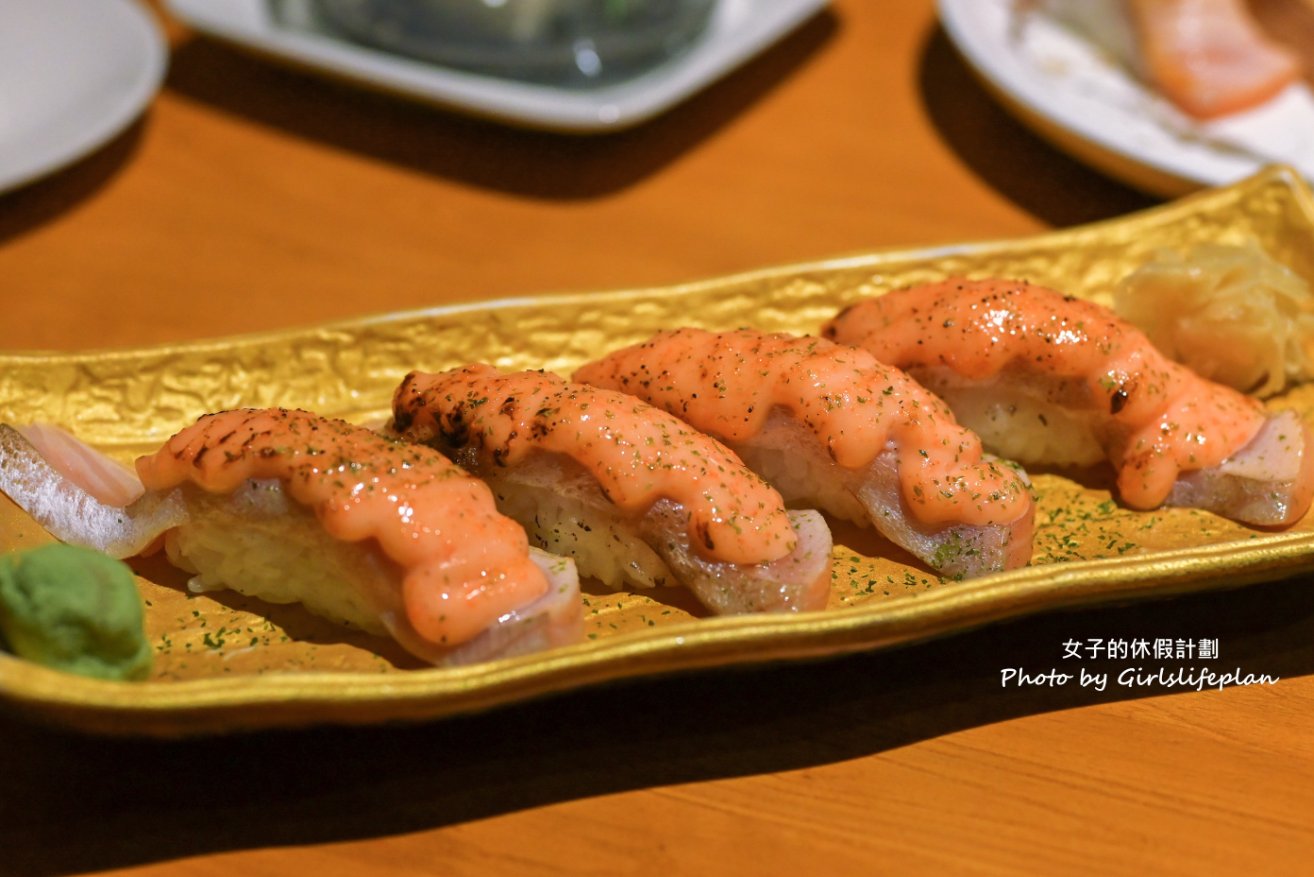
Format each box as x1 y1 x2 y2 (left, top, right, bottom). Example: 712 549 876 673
639 502 832 615
1167 410 1314 526
1129 0 1300 118
1031 0 1301 118
15 423 145 507
0 413 584 666
0 424 185 558
824 278 1314 527
390 366 833 614
574 328 1035 579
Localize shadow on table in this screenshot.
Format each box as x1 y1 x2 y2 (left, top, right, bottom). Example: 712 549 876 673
4 569 1314 876
916 24 1160 227
161 10 837 202
0 121 149 248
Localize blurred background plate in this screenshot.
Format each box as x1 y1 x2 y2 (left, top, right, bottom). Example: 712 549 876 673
0 0 167 194
164 0 829 132
937 0 1314 196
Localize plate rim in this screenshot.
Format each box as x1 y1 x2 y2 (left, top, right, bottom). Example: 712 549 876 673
935 0 1286 196
162 0 830 132
4 529 1312 736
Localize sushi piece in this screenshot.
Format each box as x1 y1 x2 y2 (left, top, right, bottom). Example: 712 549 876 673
823 278 1314 527
389 365 833 614
0 410 584 666
1028 0 1301 119
574 329 1035 579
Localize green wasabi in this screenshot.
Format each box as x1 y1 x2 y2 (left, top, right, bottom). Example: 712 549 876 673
0 544 152 681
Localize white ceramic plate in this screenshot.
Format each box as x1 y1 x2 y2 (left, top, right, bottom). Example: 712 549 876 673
164 0 828 132
937 0 1314 196
0 0 168 194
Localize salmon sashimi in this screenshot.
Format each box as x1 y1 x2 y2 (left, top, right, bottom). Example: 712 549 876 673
389 365 833 614
1033 0 1301 119
0 411 584 666
1131 0 1300 118
824 278 1314 527
574 328 1035 579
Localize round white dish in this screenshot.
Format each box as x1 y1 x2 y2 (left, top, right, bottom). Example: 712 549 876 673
937 0 1314 196
0 0 168 194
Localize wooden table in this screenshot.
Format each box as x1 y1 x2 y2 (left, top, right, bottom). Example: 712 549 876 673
3 1 1311 873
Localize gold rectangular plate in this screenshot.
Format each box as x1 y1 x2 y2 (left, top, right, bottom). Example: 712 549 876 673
5 166 1314 737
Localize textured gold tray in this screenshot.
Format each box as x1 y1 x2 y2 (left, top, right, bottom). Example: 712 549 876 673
5 166 1314 737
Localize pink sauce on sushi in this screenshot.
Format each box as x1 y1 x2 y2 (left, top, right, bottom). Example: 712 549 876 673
824 278 1268 509
573 329 1031 529
136 408 548 648
391 365 797 566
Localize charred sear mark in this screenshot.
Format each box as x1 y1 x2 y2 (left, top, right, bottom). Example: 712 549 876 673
491 430 517 467
822 306 853 337
529 415 551 440
193 445 209 467
499 395 518 417
391 406 415 433
437 406 470 449
694 519 715 552
390 374 419 431
1109 388 1129 415
394 371 417 399
241 428 274 451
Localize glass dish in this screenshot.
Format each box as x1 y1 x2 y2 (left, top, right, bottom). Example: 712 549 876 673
163 0 828 131
311 0 718 87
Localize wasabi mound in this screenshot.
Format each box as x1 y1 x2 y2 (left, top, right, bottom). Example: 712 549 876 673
0 544 151 681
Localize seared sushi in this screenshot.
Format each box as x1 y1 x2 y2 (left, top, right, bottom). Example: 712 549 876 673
824 278 1314 527
389 365 833 614
574 328 1035 578
0 409 584 666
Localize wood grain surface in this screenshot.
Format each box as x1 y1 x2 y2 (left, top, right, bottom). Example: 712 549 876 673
2 1 1311 874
